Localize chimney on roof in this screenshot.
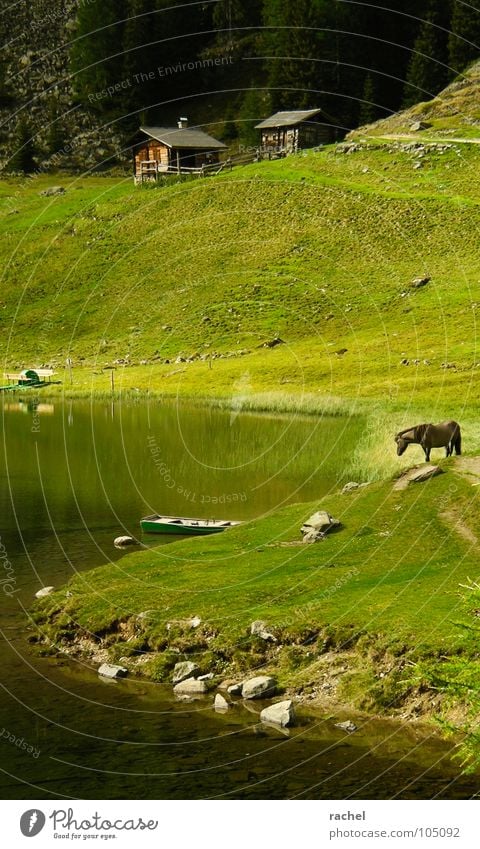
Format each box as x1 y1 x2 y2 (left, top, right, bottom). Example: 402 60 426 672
178 117 188 129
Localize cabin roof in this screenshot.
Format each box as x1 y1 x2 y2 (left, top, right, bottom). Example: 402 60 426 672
255 109 325 129
139 126 227 150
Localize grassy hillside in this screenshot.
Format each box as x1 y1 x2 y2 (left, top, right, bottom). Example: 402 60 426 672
351 60 480 140
34 460 480 729
2 141 480 421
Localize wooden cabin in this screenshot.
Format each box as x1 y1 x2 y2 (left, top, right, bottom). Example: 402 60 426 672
255 109 339 156
133 119 227 182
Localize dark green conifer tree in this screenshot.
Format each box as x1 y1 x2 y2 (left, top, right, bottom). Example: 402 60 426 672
8 119 37 173
46 104 67 156
449 0 480 73
358 74 382 125
403 1 451 106
264 0 336 111
70 0 123 110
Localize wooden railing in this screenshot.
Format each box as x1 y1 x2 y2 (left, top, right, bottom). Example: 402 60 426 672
134 147 287 184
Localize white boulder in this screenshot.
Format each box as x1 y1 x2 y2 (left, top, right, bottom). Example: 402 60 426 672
98 664 128 679
260 700 296 728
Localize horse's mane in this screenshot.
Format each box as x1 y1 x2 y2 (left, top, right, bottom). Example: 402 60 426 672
396 425 419 438
396 424 429 441
413 423 429 443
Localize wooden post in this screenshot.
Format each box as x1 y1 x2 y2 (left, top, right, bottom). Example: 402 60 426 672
111 370 115 393
66 357 73 385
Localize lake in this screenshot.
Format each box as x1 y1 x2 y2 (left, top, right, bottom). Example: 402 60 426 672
0 399 477 799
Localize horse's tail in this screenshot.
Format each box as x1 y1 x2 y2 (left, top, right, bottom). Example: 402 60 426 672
454 426 462 455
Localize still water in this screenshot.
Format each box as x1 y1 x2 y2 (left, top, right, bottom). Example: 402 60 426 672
0 399 477 799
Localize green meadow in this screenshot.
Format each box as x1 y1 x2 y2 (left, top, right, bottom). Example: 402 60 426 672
33 460 480 752
3 139 479 761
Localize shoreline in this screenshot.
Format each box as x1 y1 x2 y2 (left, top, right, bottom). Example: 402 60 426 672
31 455 480 763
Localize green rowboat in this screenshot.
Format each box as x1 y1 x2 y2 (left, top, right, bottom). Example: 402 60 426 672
140 514 241 536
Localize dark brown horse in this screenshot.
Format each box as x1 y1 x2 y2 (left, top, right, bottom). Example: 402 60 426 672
395 420 461 462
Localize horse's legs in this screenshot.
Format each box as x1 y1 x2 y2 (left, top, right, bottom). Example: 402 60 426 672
424 448 430 462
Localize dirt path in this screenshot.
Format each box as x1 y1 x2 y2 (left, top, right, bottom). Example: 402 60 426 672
378 133 480 146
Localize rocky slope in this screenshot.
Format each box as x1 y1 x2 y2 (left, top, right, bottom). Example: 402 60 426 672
350 60 480 139
0 0 125 171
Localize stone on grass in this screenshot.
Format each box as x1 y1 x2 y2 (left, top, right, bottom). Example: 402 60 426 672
173 661 200 684
242 675 276 700
303 529 326 544
260 700 296 728
411 276 430 289
301 511 340 541
250 620 277 642
173 677 208 695
40 186 66 197
35 586 55 598
98 663 128 679
408 465 443 483
407 465 443 483
342 482 360 494
335 720 357 733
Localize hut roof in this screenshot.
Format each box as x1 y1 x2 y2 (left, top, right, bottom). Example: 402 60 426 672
255 109 325 129
140 126 227 150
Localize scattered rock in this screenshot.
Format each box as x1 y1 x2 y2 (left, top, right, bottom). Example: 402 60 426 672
441 362 456 369
198 673 214 681
301 510 341 542
261 337 284 349
393 464 444 490
98 663 128 679
214 693 231 711
227 683 243 696
190 616 202 629
250 620 277 642
411 121 432 132
411 276 430 288
172 661 200 684
260 700 296 728
242 675 276 700
342 481 360 494
113 535 138 548
35 586 55 598
335 720 357 733
335 348 348 356
40 186 66 197
303 529 327 544
407 465 444 484
173 677 209 695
